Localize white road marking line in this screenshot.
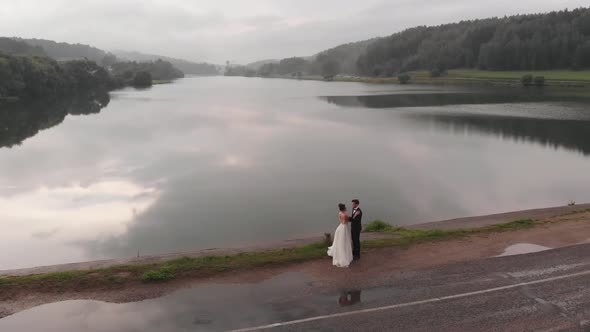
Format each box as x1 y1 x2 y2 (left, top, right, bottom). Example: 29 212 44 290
229 269 590 332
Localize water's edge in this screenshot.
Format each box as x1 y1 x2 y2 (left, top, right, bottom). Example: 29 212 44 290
2 203 588 277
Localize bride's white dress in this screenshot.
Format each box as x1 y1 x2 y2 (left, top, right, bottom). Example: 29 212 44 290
327 212 353 267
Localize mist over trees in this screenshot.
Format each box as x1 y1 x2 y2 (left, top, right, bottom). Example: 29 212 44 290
357 7 590 75
238 7 590 78
17 38 107 63
0 38 46 57
112 50 219 76
0 37 220 77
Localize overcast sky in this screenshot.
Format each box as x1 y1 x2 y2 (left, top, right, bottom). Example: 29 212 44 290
0 0 588 64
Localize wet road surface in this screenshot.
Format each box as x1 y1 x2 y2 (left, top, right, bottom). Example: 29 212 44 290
2 243 590 331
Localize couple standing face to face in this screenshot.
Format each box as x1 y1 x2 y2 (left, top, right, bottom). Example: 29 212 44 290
339 200 359 215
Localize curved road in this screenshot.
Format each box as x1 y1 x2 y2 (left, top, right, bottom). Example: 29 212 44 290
235 243 590 332
2 243 590 331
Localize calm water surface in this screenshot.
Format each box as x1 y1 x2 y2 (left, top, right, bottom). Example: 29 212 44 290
2 77 590 269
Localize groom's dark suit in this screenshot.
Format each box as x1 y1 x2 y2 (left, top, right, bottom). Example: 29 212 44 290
350 207 362 259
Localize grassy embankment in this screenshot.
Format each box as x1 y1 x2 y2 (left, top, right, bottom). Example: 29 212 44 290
301 69 590 87
2 209 589 292
152 80 173 85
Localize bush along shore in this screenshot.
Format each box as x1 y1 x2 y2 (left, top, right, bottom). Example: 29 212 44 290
2 208 589 294
232 8 590 86
0 53 184 100
289 69 590 88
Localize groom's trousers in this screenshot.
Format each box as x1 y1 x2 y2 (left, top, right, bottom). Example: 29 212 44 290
351 222 362 258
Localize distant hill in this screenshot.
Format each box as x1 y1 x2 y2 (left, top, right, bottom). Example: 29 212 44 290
17 38 106 63
356 8 590 74
0 37 46 56
4 37 219 76
311 38 379 75
242 40 378 78
246 59 279 71
243 7 590 77
113 50 220 76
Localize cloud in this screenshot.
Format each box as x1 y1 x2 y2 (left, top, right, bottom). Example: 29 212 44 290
31 227 61 240
1 0 588 63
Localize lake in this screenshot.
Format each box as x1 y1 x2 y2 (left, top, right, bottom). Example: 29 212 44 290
2 77 590 270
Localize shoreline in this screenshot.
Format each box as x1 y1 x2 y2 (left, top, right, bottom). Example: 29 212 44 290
1 204 590 320
2 203 588 277
306 75 590 88
249 70 590 88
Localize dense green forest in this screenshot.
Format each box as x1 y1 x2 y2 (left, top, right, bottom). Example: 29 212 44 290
0 38 189 98
357 7 590 75
0 51 188 98
237 7 590 78
111 59 185 82
0 53 115 97
0 37 220 76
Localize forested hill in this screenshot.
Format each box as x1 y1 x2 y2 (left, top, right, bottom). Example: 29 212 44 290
314 38 379 75
0 53 116 98
17 38 106 63
0 38 46 57
113 50 219 75
240 7 590 77
357 7 590 75
226 40 375 78
0 37 219 76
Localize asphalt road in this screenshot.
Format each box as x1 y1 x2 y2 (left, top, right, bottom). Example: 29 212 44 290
3 243 590 332
233 243 590 332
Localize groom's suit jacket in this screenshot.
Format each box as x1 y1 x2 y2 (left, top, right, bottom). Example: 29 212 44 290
350 207 363 225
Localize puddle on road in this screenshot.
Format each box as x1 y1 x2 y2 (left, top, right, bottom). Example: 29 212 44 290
0 273 399 332
338 290 362 307
0 272 317 332
497 243 552 257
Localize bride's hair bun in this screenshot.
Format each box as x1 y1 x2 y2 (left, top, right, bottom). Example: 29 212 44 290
338 203 346 211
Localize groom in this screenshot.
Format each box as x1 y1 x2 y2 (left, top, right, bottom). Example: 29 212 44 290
349 199 362 260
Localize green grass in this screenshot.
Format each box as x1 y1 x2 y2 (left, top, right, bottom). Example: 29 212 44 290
362 218 536 248
0 213 584 292
142 268 174 282
0 241 331 292
152 80 173 85
298 69 590 87
445 69 590 81
363 220 394 232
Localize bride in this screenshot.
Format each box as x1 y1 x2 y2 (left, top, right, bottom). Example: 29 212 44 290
327 203 353 267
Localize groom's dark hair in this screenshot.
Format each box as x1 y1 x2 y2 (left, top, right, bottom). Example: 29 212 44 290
352 199 360 204
338 203 346 211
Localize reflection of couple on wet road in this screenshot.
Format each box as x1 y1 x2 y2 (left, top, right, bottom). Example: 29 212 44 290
327 199 363 268
339 290 361 306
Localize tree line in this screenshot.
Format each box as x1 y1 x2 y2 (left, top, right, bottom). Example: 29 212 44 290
110 58 185 85
0 53 116 98
113 50 219 76
2 37 220 77
0 39 190 98
357 7 590 75
232 7 590 78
